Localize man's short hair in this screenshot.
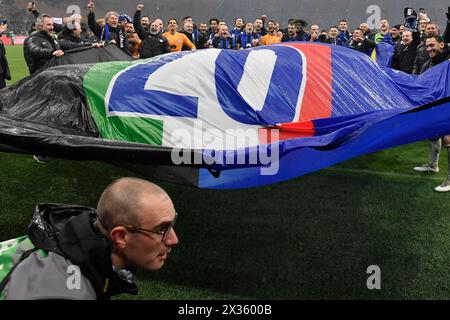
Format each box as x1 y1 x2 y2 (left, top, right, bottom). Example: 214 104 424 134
105 11 119 22
427 34 444 43
96 178 166 232
36 14 52 28
209 18 219 25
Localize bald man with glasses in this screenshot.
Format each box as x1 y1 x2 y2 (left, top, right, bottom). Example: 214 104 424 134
1 178 179 300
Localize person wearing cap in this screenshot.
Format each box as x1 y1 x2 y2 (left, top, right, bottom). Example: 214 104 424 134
87 1 130 55
1 177 179 300
413 20 440 75
389 24 402 44
118 14 133 30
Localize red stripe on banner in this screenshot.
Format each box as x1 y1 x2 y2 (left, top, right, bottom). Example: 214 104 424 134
259 121 315 143
287 43 333 121
262 43 332 142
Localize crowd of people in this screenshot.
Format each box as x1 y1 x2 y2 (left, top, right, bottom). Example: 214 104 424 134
1 1 450 192
7 2 450 76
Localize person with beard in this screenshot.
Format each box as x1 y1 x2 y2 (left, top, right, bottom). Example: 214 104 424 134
212 24 235 49
374 19 391 44
413 35 450 193
27 1 63 34
141 16 151 32
236 22 260 49
413 21 440 74
0 178 179 300
133 4 169 59
294 19 308 41
281 22 299 42
180 21 205 50
359 23 374 40
59 22 102 51
23 14 64 74
391 29 421 73
125 22 141 59
87 1 130 55
254 18 267 38
420 35 450 72
389 24 402 45
260 20 282 46
346 28 376 54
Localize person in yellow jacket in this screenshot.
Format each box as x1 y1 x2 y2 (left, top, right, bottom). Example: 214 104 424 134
163 19 196 52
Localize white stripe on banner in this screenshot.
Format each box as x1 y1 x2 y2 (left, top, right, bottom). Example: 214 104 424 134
237 50 277 112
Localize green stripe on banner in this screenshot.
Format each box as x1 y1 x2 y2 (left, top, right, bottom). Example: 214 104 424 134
83 60 164 145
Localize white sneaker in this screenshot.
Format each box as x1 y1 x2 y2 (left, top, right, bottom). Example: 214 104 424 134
413 164 439 173
435 180 450 193
33 155 51 164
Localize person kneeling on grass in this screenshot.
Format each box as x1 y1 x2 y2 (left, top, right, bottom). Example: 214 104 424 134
0 177 179 300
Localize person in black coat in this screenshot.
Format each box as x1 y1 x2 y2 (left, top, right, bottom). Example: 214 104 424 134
391 29 421 73
23 14 64 74
87 2 130 55
133 5 170 59
59 23 100 51
346 28 376 54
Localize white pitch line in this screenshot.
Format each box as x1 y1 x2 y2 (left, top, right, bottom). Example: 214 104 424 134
325 167 446 181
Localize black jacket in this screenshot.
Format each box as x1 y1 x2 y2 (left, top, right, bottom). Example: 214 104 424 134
133 11 170 58
2 204 138 300
391 31 421 74
0 39 11 88
180 29 205 51
346 38 376 54
59 32 94 51
420 46 450 74
31 10 64 34
23 30 61 74
88 12 130 55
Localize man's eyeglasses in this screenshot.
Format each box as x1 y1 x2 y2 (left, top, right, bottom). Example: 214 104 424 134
123 212 178 243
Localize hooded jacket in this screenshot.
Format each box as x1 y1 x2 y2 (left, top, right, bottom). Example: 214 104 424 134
1 204 138 300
